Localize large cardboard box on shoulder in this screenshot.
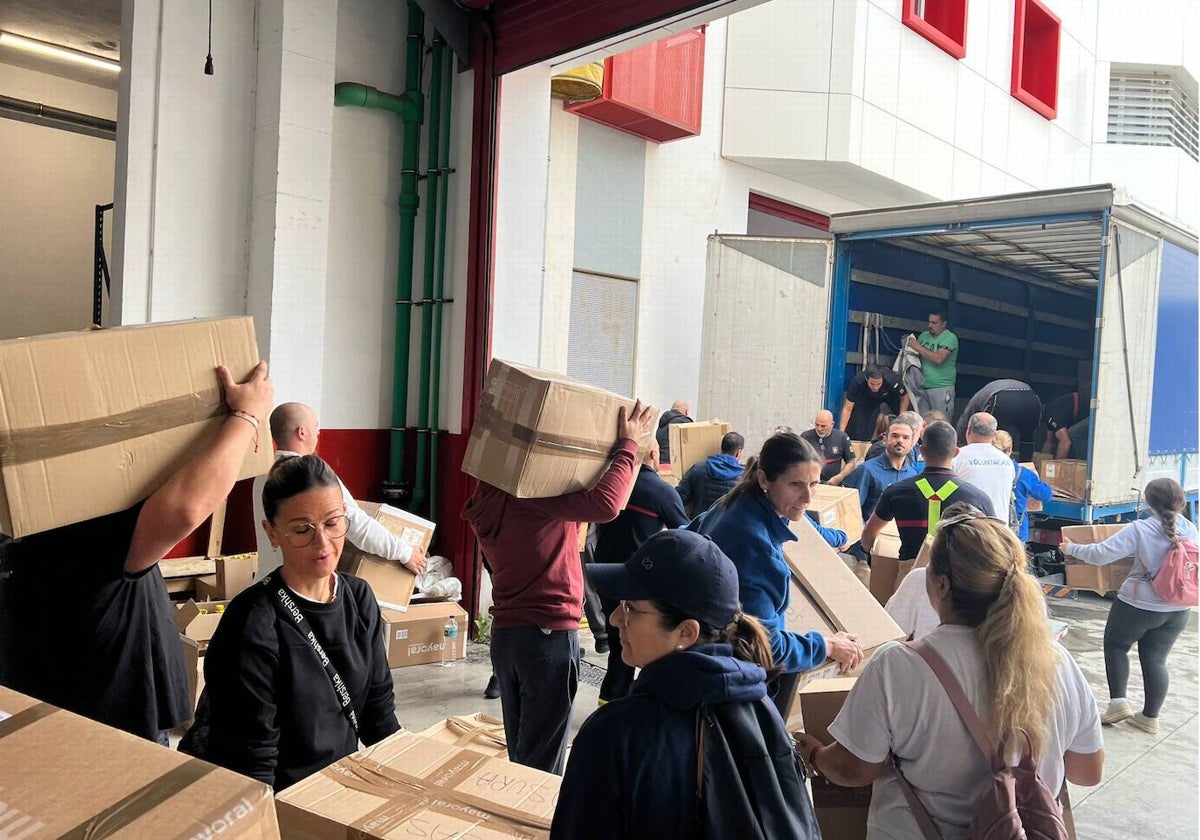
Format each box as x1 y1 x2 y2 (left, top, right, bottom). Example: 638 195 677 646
381 601 468 667
806 484 864 546
276 728 559 838
1062 523 1134 593
0 685 281 839
462 359 653 499
668 419 732 480
780 520 905 729
338 502 434 611
0 317 272 538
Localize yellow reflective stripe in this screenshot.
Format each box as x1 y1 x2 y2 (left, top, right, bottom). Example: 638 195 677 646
916 478 959 536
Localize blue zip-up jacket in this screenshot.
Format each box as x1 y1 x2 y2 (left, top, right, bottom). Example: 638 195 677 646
688 494 827 672
1012 460 1052 541
676 453 743 516
552 645 812 839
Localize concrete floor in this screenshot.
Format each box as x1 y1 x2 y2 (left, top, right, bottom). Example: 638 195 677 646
392 595 1198 839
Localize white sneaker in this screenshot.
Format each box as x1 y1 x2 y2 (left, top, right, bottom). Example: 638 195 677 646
1128 713 1159 735
1101 699 1133 725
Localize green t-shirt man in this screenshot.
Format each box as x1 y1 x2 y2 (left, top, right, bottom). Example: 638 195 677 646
914 314 958 388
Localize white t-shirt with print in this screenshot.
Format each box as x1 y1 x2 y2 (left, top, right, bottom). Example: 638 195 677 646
953 442 1017 526
828 625 1102 840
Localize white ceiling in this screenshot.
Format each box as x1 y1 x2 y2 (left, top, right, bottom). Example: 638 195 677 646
1 0 121 59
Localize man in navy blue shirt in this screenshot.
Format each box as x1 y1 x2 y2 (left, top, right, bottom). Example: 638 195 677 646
861 421 995 562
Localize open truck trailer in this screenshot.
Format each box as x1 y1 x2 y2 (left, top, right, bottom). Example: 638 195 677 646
699 184 1198 528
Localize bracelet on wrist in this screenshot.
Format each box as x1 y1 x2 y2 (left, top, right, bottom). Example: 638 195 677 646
228 410 260 452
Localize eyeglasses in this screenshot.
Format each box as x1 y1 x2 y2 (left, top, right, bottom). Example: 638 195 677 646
620 600 663 621
281 514 349 547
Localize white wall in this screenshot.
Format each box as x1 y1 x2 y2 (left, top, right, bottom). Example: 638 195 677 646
0 63 117 339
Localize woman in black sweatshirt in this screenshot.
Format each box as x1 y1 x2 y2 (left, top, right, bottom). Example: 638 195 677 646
199 455 399 790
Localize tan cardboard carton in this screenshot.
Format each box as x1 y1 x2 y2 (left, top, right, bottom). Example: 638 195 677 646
657 465 680 487
196 552 259 601
798 677 870 840
867 521 903 604
418 713 508 758
0 317 272 538
381 602 468 667
175 598 231 644
1040 459 1088 500
1020 463 1043 511
276 728 559 838
0 686 280 839
462 358 653 499
806 484 864 546
339 501 434 611
780 521 904 727
850 440 873 462
181 634 206 712
1063 524 1134 593
668 419 732 479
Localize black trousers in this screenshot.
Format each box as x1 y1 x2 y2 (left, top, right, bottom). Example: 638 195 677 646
1103 598 1190 718
491 625 579 774
987 388 1042 460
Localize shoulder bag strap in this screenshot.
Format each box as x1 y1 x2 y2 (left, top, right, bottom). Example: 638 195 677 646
694 705 708 839
262 573 359 735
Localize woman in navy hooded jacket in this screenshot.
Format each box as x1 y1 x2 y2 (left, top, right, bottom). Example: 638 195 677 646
690 432 862 688
552 530 819 839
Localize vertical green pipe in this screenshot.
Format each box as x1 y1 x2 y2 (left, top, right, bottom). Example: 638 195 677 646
412 34 444 514
389 1 426 499
429 34 454 519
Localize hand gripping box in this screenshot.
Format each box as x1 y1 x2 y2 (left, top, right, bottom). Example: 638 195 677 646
338 502 435 611
0 686 280 839
462 359 653 499
1062 523 1134 593
0 317 272 538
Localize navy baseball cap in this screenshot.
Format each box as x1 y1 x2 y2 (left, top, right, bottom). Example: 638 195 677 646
587 530 740 630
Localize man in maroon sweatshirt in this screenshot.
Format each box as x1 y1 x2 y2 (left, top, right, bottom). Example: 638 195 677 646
463 400 656 774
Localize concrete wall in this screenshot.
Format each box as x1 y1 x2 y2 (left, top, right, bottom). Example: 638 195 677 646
0 63 117 339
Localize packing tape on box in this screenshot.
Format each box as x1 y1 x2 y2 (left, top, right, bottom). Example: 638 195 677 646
166 784 277 840
58 760 218 839
475 404 613 460
0 389 226 467
0 701 59 737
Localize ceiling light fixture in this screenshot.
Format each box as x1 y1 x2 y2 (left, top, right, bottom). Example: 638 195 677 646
0 31 120 73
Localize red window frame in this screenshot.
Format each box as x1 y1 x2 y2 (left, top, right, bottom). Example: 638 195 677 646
902 0 969 60
1011 0 1060 119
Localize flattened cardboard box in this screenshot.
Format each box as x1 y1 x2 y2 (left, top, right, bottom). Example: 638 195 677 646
381 602 468 668
276 728 559 839
1063 523 1134 593
462 358 654 499
339 502 433 611
668 419 732 479
781 521 904 728
418 714 507 758
806 484 864 546
0 317 272 538
0 686 280 839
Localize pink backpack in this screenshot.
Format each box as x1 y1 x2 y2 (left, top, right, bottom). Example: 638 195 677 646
893 638 1069 840
1150 538 1199 607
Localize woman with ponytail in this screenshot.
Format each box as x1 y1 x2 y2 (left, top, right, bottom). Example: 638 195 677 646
794 504 1104 839
1063 478 1196 734
552 530 819 839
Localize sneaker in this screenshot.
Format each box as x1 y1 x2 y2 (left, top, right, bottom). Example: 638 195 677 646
595 638 610 654
1101 699 1133 725
483 675 500 700
1128 713 1159 735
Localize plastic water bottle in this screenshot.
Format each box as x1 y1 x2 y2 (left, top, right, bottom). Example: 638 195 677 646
441 616 459 667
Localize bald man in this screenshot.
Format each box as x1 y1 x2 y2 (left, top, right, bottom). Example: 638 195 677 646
252 402 428 578
800 410 856 485
655 399 694 465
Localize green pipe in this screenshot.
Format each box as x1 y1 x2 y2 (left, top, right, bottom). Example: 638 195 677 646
428 35 454 519
412 35 445 514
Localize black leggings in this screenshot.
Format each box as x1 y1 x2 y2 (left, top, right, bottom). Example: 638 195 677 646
1103 598 1190 718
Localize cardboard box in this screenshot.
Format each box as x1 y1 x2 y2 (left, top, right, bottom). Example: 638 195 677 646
657 466 680 487
381 602 468 668
780 520 905 727
182 634 206 712
0 317 272 538
1040 459 1088 500
0 686 280 839
418 714 508 758
276 728 559 839
462 358 653 499
850 440 873 462
339 502 434 611
798 677 871 840
867 521 902 604
1020 463 1043 512
196 552 259 601
805 484 864 546
668 419 732 479
1062 524 1134 593
176 598 231 644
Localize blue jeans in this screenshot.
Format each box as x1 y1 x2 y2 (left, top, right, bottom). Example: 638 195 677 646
491 626 580 774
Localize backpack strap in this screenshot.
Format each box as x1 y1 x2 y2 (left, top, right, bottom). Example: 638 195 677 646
906 638 994 764
890 754 945 840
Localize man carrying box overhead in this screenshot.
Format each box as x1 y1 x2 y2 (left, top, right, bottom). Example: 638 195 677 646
252 402 428 577
463 399 656 775
0 362 273 743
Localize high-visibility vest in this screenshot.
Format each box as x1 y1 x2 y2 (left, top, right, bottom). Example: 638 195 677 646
915 477 958 536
